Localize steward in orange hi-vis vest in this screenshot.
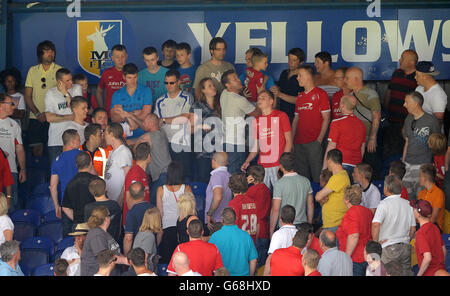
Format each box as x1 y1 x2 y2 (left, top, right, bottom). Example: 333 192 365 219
79 144 112 178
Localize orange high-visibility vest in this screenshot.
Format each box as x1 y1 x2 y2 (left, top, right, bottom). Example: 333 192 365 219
80 145 112 178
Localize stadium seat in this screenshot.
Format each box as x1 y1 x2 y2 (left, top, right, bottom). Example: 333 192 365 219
157 263 169 276
26 168 49 191
32 263 54 276
21 236 55 257
19 262 30 276
31 182 50 197
10 209 41 227
38 221 63 244
372 180 385 199
189 182 208 222
443 234 450 249
27 195 55 216
42 211 60 223
189 182 207 197
12 222 36 242
56 237 75 252
19 249 50 272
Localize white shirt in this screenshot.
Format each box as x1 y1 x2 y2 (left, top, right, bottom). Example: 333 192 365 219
45 84 83 146
361 183 381 210
181 270 202 276
372 194 416 248
416 84 447 116
104 144 133 202
65 121 88 145
0 215 14 244
267 225 298 254
137 272 157 276
61 245 81 276
9 92 25 110
161 184 185 229
0 116 22 173
154 90 193 146
220 89 255 146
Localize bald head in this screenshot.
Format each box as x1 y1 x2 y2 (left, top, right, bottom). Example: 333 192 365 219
340 95 357 113
172 251 190 275
213 152 228 167
319 230 337 250
143 113 160 131
345 67 363 90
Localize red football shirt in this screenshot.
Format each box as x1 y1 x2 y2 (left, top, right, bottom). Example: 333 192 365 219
433 155 445 188
0 149 14 193
123 165 150 225
331 89 344 120
167 240 224 276
244 67 264 102
336 205 373 263
307 270 322 276
246 183 271 239
270 246 305 276
228 194 258 242
328 114 366 166
253 110 291 167
415 222 446 276
294 87 330 144
309 236 324 257
98 67 126 116
401 186 409 201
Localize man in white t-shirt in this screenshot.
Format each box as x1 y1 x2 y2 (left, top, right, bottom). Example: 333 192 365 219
104 123 132 207
415 61 447 127
61 223 89 276
220 69 260 174
154 69 193 181
263 205 298 276
65 96 89 145
352 163 380 214
0 94 26 212
372 175 416 276
45 68 82 165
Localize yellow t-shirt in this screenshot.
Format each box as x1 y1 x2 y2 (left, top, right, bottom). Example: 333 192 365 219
25 63 62 119
322 169 350 228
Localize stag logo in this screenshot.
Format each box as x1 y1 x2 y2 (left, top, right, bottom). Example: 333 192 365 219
77 20 122 78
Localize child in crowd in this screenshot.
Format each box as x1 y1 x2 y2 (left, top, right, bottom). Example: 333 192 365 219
246 164 271 268
73 73 97 122
244 50 269 103
364 240 387 276
176 42 196 94
352 163 380 214
158 39 179 70
0 69 25 124
428 133 446 188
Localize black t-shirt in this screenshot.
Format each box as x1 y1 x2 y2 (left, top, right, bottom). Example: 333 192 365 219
176 215 210 244
157 60 180 70
276 69 304 121
84 200 122 242
62 172 97 224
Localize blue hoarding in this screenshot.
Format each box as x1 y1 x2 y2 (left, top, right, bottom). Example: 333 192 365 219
11 7 450 82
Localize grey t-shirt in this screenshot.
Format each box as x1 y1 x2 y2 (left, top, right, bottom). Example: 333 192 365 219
193 60 235 95
273 173 313 226
403 112 440 164
146 129 172 181
133 230 157 256
80 227 121 276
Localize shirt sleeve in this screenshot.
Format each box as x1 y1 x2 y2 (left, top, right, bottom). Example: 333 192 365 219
319 90 331 112
124 211 135 234
214 246 224 271
237 95 256 115
61 182 73 208
89 233 110 257
110 91 121 109
325 174 347 194
14 123 23 145
345 211 360 235
372 202 385 224
143 86 153 106
415 231 430 257
44 90 55 113
248 235 258 261
17 93 26 110
267 232 282 254
118 148 133 168
328 121 339 143
280 111 292 133
272 182 282 200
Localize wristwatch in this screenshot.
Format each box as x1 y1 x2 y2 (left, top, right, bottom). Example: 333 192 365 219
35 111 41 117
6 195 12 200
162 118 166 124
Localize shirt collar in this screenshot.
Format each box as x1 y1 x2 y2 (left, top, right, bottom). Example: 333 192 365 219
283 172 298 177
210 166 228 175
384 194 401 200
323 247 337 255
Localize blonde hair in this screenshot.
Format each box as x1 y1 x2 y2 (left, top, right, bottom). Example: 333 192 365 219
139 207 162 233
87 206 110 229
0 193 8 216
344 185 363 206
428 133 447 156
177 192 197 218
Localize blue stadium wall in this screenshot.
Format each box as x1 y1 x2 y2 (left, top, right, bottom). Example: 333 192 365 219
1 0 450 83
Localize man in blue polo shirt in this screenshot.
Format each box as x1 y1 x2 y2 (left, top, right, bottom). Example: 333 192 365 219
111 63 152 139
0 241 24 276
209 207 258 276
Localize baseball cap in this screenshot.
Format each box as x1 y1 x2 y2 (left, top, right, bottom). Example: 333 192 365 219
412 199 433 217
416 61 440 76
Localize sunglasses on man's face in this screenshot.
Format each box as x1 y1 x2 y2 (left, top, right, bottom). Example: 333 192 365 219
164 81 177 85
41 77 46 89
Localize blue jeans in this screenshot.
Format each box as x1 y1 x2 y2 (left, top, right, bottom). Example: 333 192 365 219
223 144 246 175
150 172 167 208
353 261 368 276
342 165 355 184
48 146 63 168
256 238 270 268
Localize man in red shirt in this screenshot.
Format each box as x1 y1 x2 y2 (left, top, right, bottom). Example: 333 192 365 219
245 164 272 268
0 148 14 204
167 219 224 276
336 184 374 276
96 44 127 116
331 67 351 120
324 94 366 183
228 173 258 242
413 199 448 276
123 142 151 224
292 65 330 183
270 227 308 276
302 249 322 276
241 90 293 190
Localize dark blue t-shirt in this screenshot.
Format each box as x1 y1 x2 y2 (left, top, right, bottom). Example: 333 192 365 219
124 201 152 237
51 148 81 204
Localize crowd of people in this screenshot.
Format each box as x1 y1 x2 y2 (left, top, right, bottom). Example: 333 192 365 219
0 36 448 276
